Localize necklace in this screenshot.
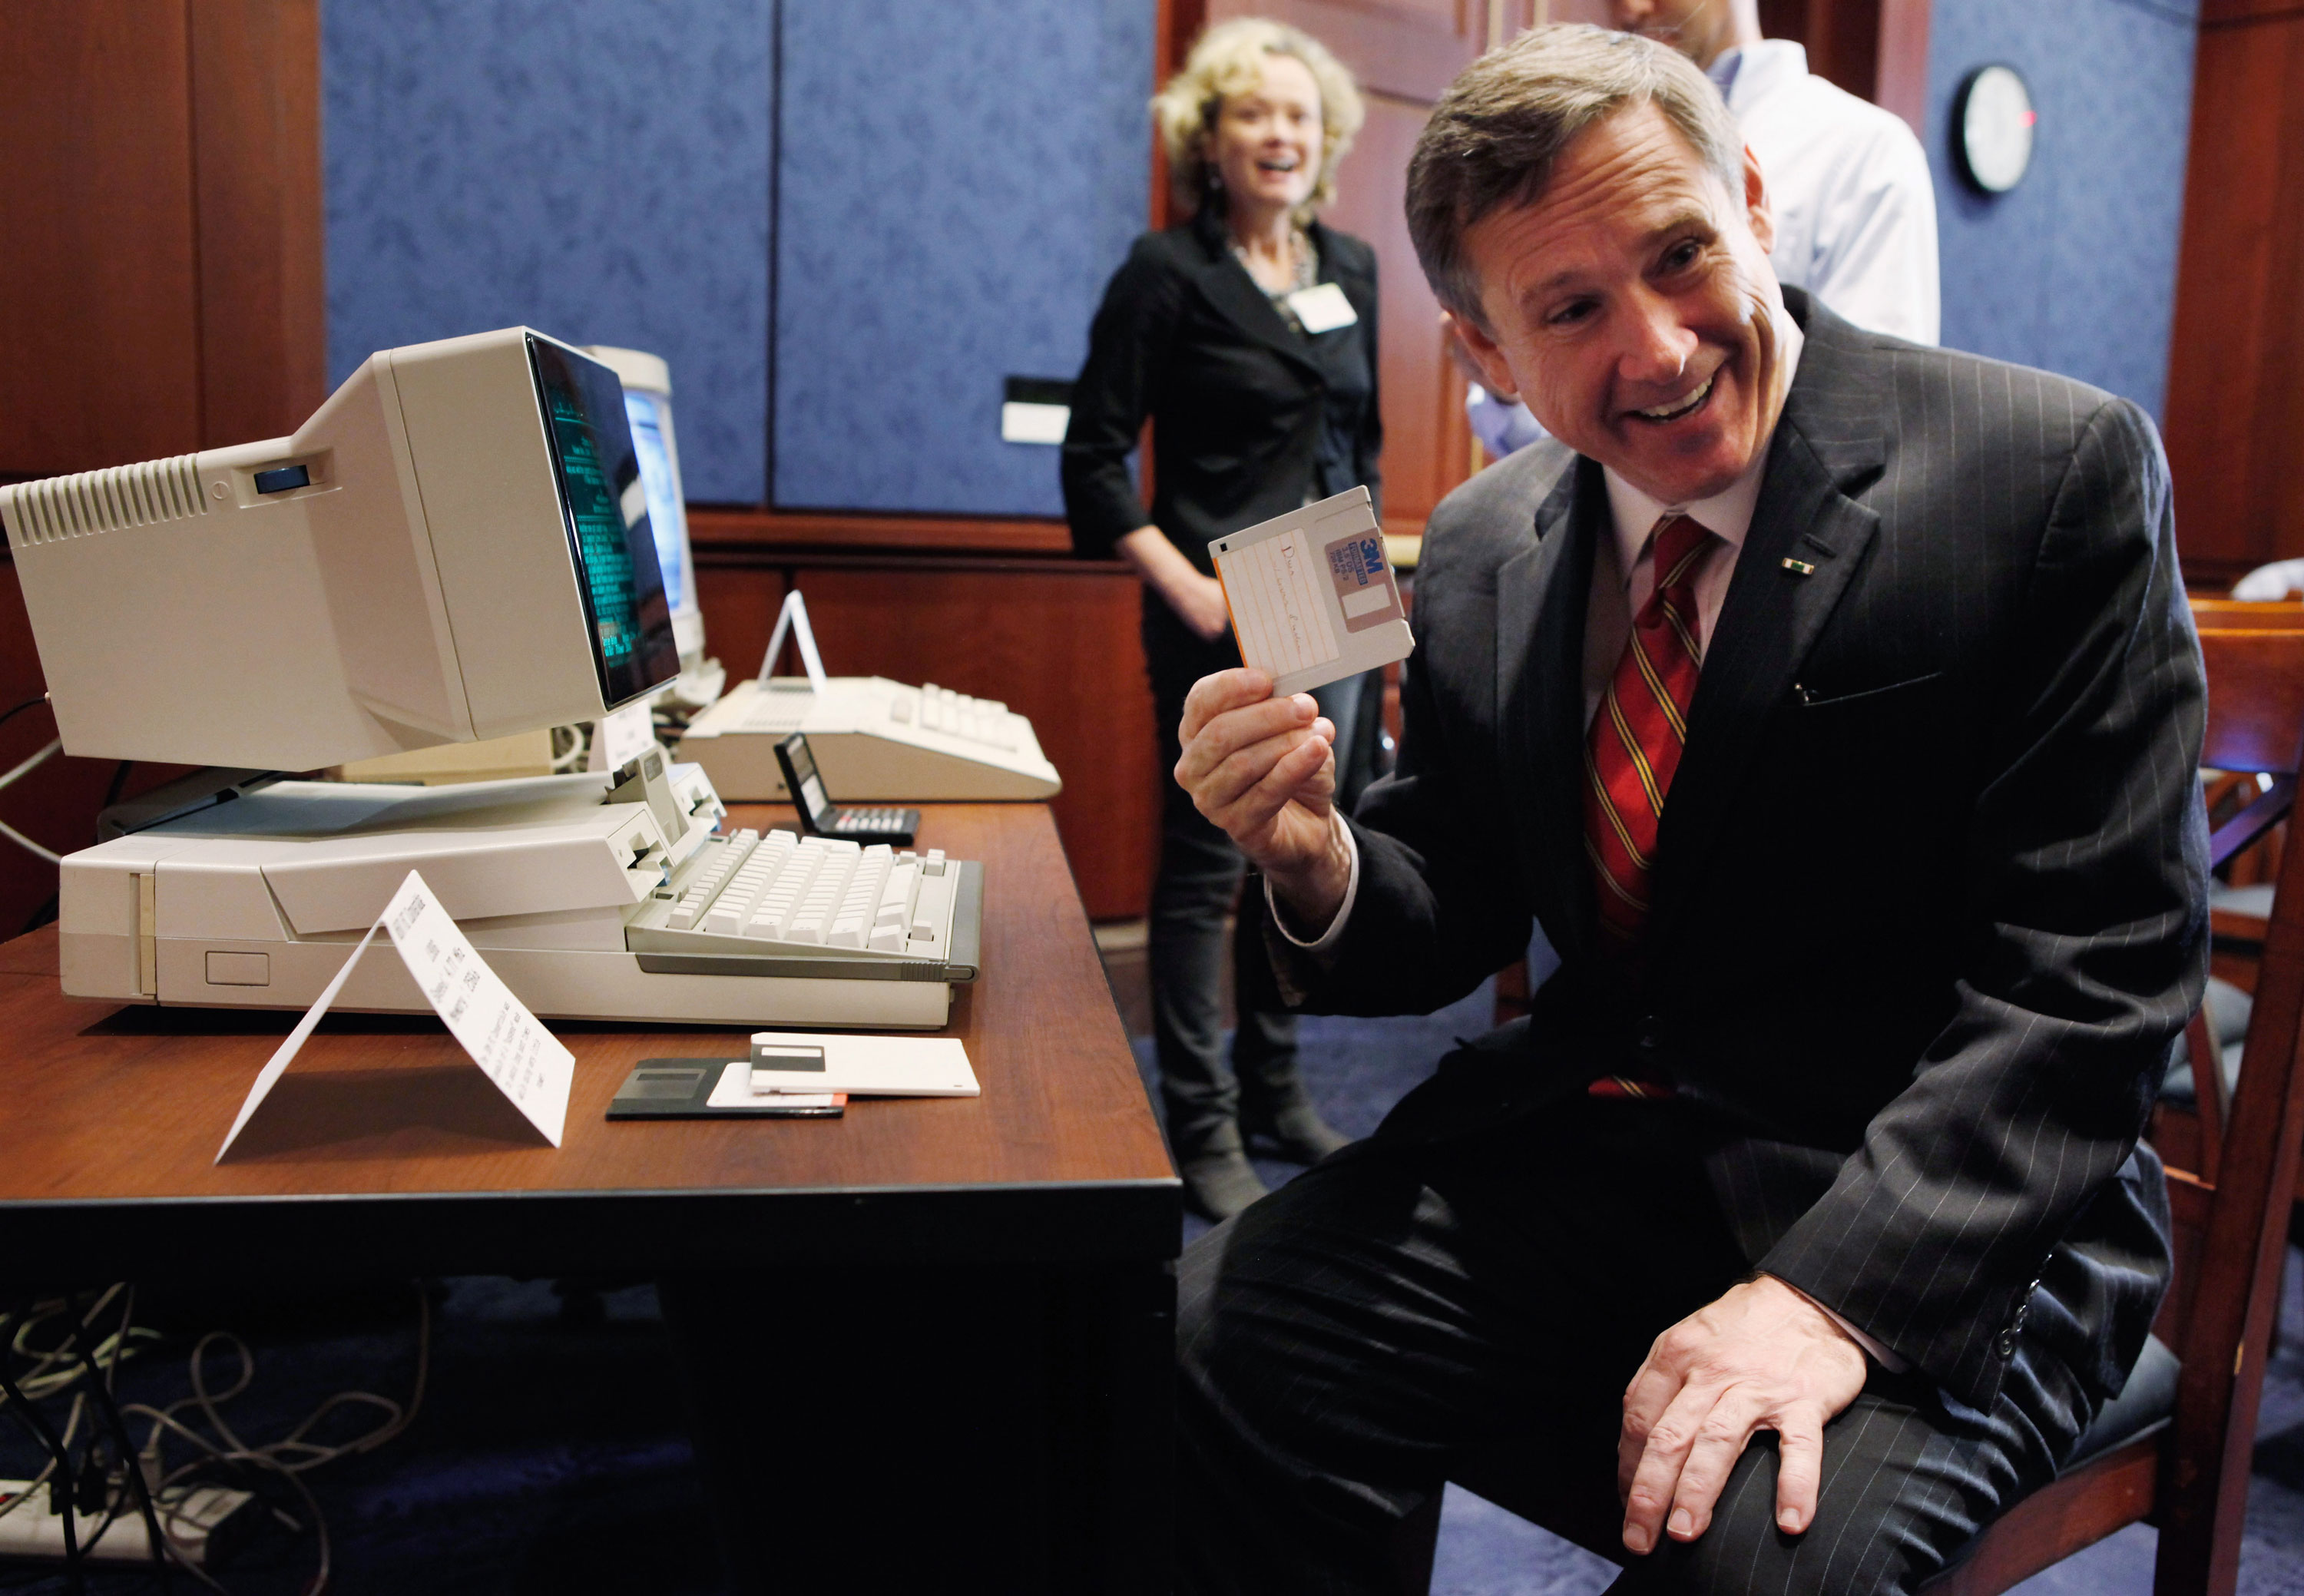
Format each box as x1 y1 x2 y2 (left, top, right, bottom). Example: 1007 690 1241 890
1230 227 1320 326
1231 226 1313 291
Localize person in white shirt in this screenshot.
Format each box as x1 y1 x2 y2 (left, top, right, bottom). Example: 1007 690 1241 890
1463 0 1939 458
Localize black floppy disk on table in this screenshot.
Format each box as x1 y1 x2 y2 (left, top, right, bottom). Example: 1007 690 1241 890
605 1057 845 1120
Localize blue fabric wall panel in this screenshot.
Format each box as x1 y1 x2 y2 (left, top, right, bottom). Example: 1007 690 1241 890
773 0 1154 515
323 0 773 504
1925 0 2196 420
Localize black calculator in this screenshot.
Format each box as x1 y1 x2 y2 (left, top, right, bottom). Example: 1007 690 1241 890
773 732 919 846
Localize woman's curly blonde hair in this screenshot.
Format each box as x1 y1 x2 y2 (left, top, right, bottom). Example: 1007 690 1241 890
1152 18 1365 221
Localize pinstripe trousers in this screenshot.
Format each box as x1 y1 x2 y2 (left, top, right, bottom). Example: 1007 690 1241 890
1175 1094 2091 1594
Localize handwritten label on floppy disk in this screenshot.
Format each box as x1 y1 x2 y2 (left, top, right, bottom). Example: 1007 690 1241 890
216 869 575 1160
1210 486 1413 697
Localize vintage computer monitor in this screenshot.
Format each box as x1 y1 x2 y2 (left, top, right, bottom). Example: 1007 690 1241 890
0 326 983 1028
583 344 720 701
2 326 680 773
575 352 1054 803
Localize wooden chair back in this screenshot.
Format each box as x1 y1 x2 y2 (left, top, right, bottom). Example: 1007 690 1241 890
2180 631 2304 1179
2147 629 2304 1594
2191 614 2304 1019
2197 628 2304 775
1931 626 2304 1596
2190 598 2304 631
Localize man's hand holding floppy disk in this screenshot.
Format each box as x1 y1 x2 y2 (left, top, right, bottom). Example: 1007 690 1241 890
1177 487 1412 939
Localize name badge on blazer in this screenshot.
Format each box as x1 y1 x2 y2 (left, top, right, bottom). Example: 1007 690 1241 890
1285 282 1358 333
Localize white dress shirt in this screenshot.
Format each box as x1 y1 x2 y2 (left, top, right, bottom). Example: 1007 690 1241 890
1466 38 1938 460
1465 383 1551 459
1713 40 1939 346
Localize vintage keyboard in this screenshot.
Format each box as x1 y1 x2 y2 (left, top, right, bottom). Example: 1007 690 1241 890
624 828 981 978
674 676 1061 801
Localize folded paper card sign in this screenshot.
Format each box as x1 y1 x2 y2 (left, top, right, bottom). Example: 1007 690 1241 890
1209 487 1413 697
217 868 575 1160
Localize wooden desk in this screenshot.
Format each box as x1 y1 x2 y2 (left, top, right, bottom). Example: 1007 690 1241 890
0 802 1178 1592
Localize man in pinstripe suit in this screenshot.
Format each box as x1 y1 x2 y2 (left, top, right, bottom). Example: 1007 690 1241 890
1169 25 2207 1595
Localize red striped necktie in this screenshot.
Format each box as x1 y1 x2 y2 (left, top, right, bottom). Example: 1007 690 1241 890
1584 514 1714 1098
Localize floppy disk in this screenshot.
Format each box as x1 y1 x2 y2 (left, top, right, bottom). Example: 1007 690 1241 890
1210 486 1414 697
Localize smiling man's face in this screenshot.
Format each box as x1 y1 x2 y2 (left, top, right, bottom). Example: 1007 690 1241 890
1452 101 1789 506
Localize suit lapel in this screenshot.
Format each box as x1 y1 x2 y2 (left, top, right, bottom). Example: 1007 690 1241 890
1184 212 1325 377
1500 454 1605 962
1645 317 1885 952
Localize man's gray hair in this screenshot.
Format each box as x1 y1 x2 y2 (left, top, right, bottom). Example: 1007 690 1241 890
1406 25 1743 330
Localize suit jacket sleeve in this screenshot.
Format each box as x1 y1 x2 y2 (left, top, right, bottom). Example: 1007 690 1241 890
1062 240 1179 560
1762 396 2208 1409
1263 475 1545 1016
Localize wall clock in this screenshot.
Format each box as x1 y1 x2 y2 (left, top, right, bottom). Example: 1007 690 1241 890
1954 65 2035 194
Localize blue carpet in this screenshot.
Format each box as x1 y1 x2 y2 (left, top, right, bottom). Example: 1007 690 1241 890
1130 980 1499 1250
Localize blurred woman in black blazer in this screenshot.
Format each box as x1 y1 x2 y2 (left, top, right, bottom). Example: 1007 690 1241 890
1063 18 1379 1220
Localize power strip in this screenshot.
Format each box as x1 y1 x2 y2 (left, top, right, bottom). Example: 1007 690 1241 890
0 1479 256 1567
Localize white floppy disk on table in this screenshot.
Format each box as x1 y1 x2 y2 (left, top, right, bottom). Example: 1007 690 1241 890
733 1031 980 1098
1209 486 1413 697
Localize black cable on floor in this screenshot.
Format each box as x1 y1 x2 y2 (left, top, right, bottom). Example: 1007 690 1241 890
0 1320 87 1596
61 1292 173 1591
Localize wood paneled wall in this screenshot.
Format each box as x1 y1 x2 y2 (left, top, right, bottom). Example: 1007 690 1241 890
0 1 324 478
1 4 202 476
0 1 321 933
2163 0 2304 592
690 524 1160 922
187 0 329 452
1757 0 1932 133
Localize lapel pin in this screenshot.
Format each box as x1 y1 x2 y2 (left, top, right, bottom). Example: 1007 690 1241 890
1780 558 1817 577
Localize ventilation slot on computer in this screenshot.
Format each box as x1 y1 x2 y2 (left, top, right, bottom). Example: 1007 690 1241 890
0 453 209 549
